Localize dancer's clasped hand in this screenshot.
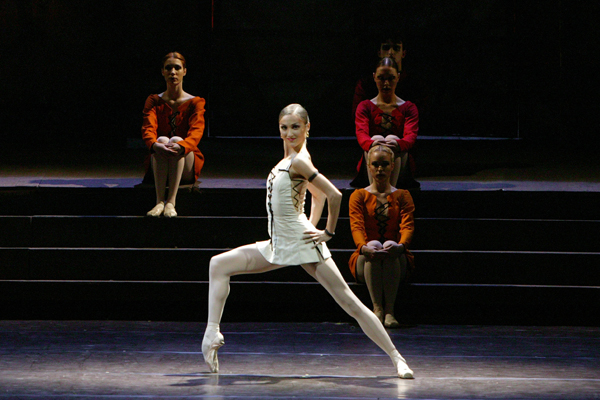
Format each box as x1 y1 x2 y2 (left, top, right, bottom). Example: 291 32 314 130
153 142 182 157
303 229 331 247
361 243 389 260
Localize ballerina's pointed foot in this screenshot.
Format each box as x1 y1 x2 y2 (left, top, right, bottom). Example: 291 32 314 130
146 202 165 217
202 331 225 373
164 203 177 218
396 355 414 379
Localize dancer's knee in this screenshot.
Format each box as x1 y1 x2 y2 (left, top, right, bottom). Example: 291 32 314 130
371 135 385 143
169 136 184 144
157 136 169 144
367 240 383 249
209 254 227 279
382 240 398 248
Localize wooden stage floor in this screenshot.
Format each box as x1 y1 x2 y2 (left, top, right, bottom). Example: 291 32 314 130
0 321 598 399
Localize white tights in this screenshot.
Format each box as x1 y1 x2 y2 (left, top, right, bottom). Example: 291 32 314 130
205 243 399 358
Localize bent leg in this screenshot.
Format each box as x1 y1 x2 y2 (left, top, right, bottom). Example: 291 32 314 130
390 152 408 187
165 136 194 207
357 240 385 322
151 136 170 204
382 135 406 187
203 243 282 373
207 243 282 325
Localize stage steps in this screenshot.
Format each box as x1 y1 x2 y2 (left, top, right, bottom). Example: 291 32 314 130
1 186 599 325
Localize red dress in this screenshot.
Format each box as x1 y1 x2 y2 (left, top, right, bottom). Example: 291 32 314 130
348 188 415 279
141 94 206 182
351 99 419 188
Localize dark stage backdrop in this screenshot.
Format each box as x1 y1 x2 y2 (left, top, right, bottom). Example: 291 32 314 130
1 0 597 147
209 0 520 139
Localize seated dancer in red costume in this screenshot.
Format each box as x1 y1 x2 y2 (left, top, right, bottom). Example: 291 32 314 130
201 104 414 379
141 52 205 217
352 57 419 190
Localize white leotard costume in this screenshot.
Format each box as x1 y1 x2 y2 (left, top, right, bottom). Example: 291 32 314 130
256 157 331 265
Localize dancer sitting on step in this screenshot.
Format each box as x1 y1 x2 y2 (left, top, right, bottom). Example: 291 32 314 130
351 57 419 190
202 103 414 379
349 144 415 328
141 52 206 217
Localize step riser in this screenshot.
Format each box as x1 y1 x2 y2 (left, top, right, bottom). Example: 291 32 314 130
1 281 597 325
2 248 599 286
3 216 599 252
2 188 600 219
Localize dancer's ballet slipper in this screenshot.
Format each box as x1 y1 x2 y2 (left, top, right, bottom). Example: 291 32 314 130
164 203 177 218
146 202 165 217
202 330 225 373
395 355 414 379
384 314 400 329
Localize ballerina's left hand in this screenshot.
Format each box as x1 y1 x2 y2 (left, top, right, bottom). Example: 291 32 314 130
303 229 331 248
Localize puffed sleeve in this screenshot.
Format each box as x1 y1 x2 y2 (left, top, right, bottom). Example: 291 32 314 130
396 101 418 153
141 95 159 150
355 100 375 152
178 97 206 155
397 190 415 247
349 189 369 250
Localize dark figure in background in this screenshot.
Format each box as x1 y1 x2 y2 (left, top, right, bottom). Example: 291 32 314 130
352 35 427 122
141 52 206 217
352 57 419 189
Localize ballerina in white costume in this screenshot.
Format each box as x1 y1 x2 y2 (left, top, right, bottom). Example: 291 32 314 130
201 104 413 379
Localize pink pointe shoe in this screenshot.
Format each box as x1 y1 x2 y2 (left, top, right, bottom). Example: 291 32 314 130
395 355 414 379
202 330 225 373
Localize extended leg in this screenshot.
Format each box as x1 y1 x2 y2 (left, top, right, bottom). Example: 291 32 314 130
302 258 413 378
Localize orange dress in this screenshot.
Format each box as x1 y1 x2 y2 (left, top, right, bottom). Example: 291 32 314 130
348 188 415 279
141 94 206 182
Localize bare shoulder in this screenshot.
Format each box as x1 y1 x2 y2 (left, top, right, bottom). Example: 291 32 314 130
291 151 315 169
290 151 317 180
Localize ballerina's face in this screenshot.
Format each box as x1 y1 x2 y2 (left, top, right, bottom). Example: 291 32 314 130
368 150 394 183
162 57 186 86
279 114 309 149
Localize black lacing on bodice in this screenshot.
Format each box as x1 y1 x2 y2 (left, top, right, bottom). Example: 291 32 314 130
267 170 276 250
380 113 394 136
375 201 390 242
291 178 305 211
169 111 180 137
